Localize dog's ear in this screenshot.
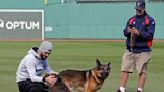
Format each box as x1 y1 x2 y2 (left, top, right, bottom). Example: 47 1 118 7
96 59 101 66
108 62 111 67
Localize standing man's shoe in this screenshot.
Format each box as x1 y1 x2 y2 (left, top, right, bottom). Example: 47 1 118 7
117 89 121 92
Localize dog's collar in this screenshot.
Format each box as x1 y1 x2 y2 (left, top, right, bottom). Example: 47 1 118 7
91 70 102 85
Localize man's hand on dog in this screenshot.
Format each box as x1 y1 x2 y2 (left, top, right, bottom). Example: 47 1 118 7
44 73 58 87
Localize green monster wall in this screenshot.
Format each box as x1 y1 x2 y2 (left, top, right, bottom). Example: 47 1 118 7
0 0 163 39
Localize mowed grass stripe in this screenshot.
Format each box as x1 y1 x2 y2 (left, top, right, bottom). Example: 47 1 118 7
0 41 163 92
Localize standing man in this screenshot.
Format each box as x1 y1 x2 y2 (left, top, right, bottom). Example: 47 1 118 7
16 41 57 92
117 0 155 92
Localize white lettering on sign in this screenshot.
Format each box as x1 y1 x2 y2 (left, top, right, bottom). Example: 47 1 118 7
0 18 40 30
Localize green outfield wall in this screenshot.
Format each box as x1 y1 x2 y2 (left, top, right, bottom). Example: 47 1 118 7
0 0 163 39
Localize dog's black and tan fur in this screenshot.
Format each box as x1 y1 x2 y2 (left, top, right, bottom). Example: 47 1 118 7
56 59 111 92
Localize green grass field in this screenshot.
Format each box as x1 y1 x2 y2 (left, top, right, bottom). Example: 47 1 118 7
0 41 164 92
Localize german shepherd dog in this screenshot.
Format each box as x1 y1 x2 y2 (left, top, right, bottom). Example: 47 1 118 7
56 59 111 92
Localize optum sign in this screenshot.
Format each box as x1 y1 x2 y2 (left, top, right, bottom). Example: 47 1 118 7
0 9 44 40
0 19 40 30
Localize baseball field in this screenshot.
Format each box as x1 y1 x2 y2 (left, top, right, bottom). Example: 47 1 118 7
0 41 163 92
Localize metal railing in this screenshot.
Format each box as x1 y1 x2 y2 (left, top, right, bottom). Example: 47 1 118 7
76 0 137 3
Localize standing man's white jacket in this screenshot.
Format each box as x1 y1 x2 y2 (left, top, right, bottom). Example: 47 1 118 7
16 47 54 83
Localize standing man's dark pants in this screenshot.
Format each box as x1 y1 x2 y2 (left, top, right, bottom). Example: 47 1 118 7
18 79 48 92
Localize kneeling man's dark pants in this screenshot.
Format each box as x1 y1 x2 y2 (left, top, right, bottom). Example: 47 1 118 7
18 79 48 92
